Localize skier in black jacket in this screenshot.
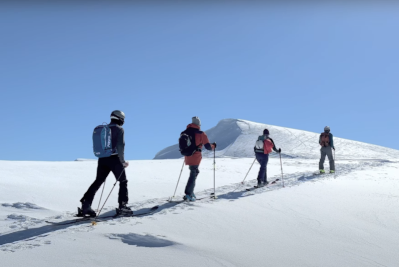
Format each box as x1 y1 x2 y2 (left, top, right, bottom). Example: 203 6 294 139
80 110 132 217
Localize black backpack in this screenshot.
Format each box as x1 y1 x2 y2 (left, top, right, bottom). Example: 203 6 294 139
179 128 201 156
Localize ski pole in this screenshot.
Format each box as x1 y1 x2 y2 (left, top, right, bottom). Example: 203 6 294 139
213 148 217 199
241 157 256 184
279 152 285 188
96 168 126 220
96 178 107 212
170 159 185 200
334 148 336 179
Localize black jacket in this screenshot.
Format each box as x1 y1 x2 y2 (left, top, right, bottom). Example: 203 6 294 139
109 119 126 163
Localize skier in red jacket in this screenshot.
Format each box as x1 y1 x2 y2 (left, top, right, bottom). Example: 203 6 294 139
183 116 215 201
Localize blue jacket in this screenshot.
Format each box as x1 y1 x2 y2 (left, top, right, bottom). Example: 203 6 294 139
329 133 334 149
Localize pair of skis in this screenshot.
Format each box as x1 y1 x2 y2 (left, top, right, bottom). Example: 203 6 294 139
245 178 280 191
45 206 159 226
167 193 216 204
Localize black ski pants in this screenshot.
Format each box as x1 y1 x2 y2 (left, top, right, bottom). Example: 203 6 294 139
256 153 269 183
81 155 128 206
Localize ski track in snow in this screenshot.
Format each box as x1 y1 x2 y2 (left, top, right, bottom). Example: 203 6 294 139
0 158 393 253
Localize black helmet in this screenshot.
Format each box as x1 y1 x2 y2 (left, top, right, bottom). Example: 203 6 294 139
111 110 125 123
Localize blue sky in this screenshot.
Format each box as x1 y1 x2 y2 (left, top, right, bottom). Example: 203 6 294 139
1 2 398 161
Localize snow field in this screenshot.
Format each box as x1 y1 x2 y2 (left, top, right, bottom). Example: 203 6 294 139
0 158 398 266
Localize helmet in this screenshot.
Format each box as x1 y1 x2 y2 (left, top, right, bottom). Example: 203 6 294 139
110 110 125 122
324 126 330 132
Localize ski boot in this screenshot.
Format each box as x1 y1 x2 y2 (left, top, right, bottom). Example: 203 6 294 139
320 169 325 174
257 181 266 188
78 200 96 217
330 170 335 173
183 194 195 202
116 203 133 216
191 193 196 201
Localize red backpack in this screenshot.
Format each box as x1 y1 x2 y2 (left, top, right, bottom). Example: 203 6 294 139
320 132 330 147
263 139 274 154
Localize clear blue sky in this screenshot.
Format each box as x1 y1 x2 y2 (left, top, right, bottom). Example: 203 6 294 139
1 2 398 161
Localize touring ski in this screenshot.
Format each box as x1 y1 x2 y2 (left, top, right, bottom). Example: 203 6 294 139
246 179 280 191
167 194 214 204
45 206 159 226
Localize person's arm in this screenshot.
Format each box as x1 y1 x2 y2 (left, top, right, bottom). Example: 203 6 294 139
202 132 214 150
116 127 126 163
329 133 335 149
269 138 281 153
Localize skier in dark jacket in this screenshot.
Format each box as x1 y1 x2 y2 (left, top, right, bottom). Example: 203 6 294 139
319 126 335 173
80 110 131 217
254 129 281 187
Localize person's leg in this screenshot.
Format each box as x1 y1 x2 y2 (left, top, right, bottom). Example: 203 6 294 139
326 148 335 171
319 147 327 171
256 154 266 185
109 156 128 206
81 158 110 206
184 165 199 196
263 154 269 183
192 168 199 198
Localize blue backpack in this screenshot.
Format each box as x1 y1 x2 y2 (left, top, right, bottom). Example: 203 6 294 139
93 124 115 158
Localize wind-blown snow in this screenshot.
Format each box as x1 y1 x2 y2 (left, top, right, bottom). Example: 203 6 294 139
155 119 399 160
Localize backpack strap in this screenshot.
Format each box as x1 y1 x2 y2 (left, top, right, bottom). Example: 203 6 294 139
182 128 202 153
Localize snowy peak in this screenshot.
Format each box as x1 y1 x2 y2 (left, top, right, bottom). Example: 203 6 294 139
154 119 399 160
154 119 242 159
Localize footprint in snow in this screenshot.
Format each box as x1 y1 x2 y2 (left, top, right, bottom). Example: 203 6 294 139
1 202 44 210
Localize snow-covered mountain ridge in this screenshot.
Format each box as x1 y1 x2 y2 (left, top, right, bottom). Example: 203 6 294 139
154 119 399 160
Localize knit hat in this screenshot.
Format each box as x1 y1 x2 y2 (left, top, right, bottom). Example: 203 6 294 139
263 129 269 135
192 116 201 126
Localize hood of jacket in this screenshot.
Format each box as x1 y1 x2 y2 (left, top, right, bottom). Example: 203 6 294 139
186 123 201 130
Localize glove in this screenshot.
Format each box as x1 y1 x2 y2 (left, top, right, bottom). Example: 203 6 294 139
212 142 217 149
123 162 129 168
278 148 281 153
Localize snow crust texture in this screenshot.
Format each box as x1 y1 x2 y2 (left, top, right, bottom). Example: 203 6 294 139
154 119 399 160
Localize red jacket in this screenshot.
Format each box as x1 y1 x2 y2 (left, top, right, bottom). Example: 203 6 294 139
184 124 214 166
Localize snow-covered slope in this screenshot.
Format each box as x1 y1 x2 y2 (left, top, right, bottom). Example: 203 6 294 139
2 122 399 266
155 119 399 160
1 158 399 266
